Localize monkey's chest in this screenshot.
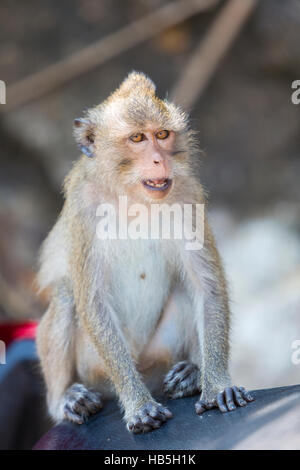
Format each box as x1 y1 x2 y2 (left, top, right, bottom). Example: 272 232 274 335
108 239 173 350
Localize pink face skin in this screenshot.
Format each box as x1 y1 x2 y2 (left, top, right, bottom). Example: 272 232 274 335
126 127 176 200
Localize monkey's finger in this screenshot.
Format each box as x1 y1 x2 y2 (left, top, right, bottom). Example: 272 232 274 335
195 401 206 415
224 387 236 411
195 400 214 415
141 425 152 433
232 386 247 407
178 364 195 381
171 376 181 388
72 400 88 415
148 407 168 421
128 418 143 433
76 396 101 412
152 404 173 420
163 373 181 389
85 400 103 414
86 390 103 403
239 386 255 402
71 396 99 416
135 423 152 434
159 406 173 419
128 415 155 434
83 393 103 409
163 375 173 388
171 361 187 374
130 427 143 434
64 405 85 424
141 415 161 429
163 363 185 388
216 392 228 413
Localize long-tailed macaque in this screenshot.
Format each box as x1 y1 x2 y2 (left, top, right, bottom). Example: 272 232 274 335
37 72 254 433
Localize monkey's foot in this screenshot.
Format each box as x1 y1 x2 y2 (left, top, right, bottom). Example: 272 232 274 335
163 361 200 399
127 401 172 434
195 386 254 415
62 383 103 424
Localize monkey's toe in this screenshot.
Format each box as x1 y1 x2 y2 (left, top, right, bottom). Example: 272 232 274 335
127 401 172 434
195 386 254 415
163 361 200 399
63 383 103 424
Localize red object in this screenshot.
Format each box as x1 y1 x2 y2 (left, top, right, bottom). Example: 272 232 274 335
0 321 38 347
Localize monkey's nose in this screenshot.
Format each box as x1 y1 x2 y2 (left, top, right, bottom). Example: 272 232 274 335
152 151 164 165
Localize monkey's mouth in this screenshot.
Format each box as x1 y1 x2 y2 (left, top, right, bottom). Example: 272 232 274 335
142 178 172 191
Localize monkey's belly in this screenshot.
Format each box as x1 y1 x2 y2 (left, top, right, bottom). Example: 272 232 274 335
108 239 175 356
138 287 200 372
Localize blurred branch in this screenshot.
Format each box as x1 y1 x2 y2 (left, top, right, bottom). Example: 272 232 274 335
3 0 219 112
0 123 63 205
171 0 258 107
0 273 40 320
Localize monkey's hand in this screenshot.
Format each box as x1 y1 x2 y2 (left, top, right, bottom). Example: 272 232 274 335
195 385 254 415
126 401 172 434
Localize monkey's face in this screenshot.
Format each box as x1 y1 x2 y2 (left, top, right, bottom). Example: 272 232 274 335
124 126 176 200
74 73 194 202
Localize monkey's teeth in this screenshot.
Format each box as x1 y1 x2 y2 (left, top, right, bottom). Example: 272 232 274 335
146 180 166 188
143 179 171 191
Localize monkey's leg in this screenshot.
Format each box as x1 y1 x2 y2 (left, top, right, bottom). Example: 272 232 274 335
36 280 103 424
184 224 255 415
163 361 200 399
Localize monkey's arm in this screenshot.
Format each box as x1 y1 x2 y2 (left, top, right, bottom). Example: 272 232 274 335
70 224 172 432
184 219 254 414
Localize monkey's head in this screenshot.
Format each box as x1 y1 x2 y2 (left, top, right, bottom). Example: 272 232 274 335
74 72 197 202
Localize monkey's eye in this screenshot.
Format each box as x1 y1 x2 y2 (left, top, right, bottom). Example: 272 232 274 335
156 130 169 140
130 133 144 143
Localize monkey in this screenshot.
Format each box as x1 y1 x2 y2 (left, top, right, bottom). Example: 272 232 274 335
36 71 254 434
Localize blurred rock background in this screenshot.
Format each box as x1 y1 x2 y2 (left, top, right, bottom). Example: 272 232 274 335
0 0 299 391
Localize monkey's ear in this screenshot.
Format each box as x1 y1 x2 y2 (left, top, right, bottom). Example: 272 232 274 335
73 118 95 158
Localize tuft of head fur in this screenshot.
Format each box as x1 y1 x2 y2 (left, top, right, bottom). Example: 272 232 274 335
111 71 156 98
